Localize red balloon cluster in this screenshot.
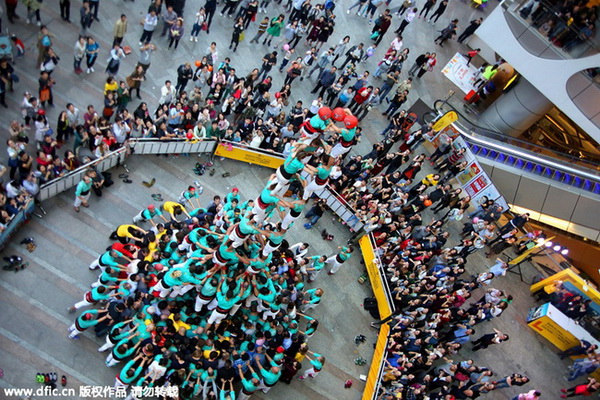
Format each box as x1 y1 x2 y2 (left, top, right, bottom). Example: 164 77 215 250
317 107 332 120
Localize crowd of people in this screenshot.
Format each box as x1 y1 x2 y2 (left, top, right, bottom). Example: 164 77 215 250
67 177 346 399
519 0 597 53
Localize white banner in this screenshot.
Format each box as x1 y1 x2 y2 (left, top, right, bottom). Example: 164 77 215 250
441 53 480 94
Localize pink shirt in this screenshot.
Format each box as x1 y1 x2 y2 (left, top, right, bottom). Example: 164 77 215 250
518 390 540 400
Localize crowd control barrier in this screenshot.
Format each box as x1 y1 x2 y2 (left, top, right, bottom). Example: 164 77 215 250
129 138 217 155
359 233 397 400
0 199 36 251
38 146 129 202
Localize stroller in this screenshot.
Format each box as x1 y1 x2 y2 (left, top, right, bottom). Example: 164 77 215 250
400 112 418 134
0 30 14 62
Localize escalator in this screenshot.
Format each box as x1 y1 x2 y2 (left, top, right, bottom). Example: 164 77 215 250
433 100 600 196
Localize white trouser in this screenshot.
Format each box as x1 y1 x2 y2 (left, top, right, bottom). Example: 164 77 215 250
262 241 280 257
281 211 300 230
114 377 129 391
326 255 343 274
89 257 105 271
301 302 319 312
99 335 117 352
195 294 214 312
132 210 146 224
237 389 253 400
207 309 228 325
106 352 121 367
68 323 84 338
256 380 275 393
211 253 228 268
262 308 279 320
245 293 258 307
228 229 247 248
178 240 192 252
73 294 94 310
303 180 326 200
153 280 171 297
229 303 242 316
251 203 268 224
74 193 90 207
207 297 219 311
329 142 351 158
308 268 321 281
169 284 194 298
301 367 320 379
271 167 291 197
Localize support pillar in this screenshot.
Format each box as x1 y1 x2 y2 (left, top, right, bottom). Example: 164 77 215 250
481 78 553 137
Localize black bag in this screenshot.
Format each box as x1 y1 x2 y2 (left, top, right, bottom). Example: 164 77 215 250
364 297 380 319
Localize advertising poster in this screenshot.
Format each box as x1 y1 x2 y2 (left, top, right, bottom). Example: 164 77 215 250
457 161 483 185
441 53 480 94
465 174 491 198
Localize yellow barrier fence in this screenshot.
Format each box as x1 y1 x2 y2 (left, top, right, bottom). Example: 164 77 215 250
214 142 285 169
362 323 390 400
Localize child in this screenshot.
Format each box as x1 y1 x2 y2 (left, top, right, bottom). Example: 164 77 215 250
11 35 25 58
362 44 377 62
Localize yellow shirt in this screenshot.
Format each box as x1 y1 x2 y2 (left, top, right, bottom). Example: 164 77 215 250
116 224 139 238
104 81 118 95
169 314 191 331
422 174 439 187
163 201 186 215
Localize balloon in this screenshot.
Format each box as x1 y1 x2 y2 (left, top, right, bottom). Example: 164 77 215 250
195 60 202 67
186 131 193 140
343 115 358 129
332 107 345 122
37 109 46 116
423 199 433 207
283 44 290 51
472 217 480 224
317 107 332 121
207 65 213 72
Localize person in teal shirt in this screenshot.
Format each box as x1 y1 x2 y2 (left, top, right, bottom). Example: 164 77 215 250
271 150 307 196
73 174 93 212
251 181 287 224
68 308 111 339
326 245 354 275
280 199 306 230
253 354 281 393
132 204 168 227
306 255 327 282
225 188 240 204
300 288 324 312
298 351 325 380
115 354 148 388
237 364 260 399
178 185 202 209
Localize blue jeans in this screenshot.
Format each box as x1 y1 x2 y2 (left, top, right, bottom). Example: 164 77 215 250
305 208 322 225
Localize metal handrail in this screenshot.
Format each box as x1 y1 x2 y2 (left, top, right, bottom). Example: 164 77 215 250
508 0 600 55
433 100 600 184
437 99 600 170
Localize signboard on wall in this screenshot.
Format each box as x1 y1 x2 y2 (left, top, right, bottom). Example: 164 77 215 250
441 53 480 94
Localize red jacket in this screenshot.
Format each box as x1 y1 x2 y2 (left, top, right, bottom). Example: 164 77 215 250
353 87 371 104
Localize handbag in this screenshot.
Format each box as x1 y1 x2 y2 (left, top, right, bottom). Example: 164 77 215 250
45 127 54 136
370 31 380 40
201 22 208 31
11 73 19 83
239 32 245 42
